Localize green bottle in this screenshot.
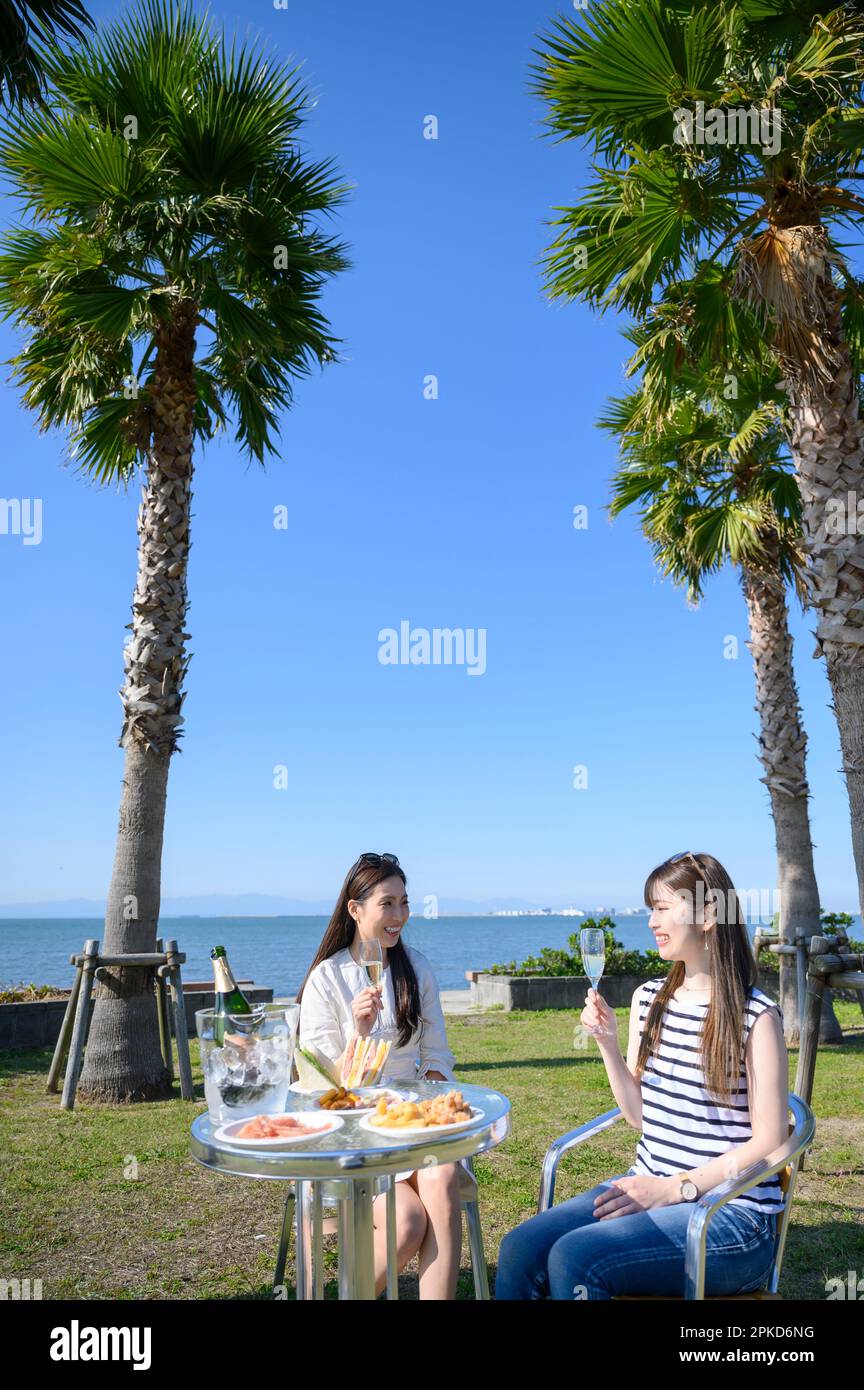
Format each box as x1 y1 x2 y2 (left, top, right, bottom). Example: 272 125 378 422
210 945 252 1045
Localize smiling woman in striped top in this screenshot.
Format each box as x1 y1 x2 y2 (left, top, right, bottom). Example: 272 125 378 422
496 852 788 1300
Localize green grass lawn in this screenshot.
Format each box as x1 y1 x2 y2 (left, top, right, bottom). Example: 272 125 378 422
1 1003 861 1300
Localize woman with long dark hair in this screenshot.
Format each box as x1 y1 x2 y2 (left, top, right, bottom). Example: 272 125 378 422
496 851 789 1300
296 852 467 1299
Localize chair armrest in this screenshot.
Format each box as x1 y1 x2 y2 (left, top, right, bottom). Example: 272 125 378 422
682 1095 816 1299
537 1107 623 1213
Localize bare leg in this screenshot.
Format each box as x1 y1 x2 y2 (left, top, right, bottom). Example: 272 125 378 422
409 1163 462 1300
370 1180 427 1296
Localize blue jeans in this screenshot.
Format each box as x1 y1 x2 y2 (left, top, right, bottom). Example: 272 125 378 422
495 1167 777 1300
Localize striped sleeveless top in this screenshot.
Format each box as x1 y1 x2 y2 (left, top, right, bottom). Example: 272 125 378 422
632 979 785 1214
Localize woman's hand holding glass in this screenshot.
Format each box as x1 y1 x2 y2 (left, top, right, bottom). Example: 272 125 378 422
356 938 385 1035
580 988 616 1043
579 927 613 1042
351 986 382 1037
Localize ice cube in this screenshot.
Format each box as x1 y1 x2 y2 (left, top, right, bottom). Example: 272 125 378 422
205 1048 228 1084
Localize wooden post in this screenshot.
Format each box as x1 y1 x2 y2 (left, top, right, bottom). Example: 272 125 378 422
164 939 194 1100
61 939 99 1111
793 936 828 1111
46 958 83 1094
795 933 808 1038
836 927 864 1020
154 937 174 1082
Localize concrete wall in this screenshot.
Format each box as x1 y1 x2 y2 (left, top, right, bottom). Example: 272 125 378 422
0 986 274 1050
471 972 781 1011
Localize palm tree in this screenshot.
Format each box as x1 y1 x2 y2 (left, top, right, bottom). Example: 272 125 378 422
533 0 864 923
601 315 840 1040
0 0 350 1100
0 1 92 104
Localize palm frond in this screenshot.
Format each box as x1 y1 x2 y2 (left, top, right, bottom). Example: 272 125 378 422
0 0 93 105
0 109 151 214
532 0 728 156
543 150 742 314
0 0 350 476
728 402 783 458
535 0 864 403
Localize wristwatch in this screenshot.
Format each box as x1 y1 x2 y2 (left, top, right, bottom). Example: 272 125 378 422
679 1177 699 1202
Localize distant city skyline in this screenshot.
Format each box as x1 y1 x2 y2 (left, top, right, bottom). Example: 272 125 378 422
0 893 851 923
0 893 646 918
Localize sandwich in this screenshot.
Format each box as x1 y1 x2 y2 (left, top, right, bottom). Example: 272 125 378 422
340 1034 392 1088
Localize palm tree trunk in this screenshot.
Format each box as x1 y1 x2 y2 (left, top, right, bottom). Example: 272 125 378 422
740 560 841 1043
755 229 864 936
787 327 864 923
78 304 197 1102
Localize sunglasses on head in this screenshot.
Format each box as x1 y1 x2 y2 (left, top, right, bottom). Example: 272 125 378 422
356 852 400 868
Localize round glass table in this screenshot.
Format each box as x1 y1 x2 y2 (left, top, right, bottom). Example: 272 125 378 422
190 1079 511 1300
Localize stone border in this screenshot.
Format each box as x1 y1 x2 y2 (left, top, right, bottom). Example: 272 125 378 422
0 985 273 1050
470 971 781 1011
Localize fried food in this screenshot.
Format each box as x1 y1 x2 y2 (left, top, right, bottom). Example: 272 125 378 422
368 1089 472 1129
317 1086 401 1111
318 1086 363 1111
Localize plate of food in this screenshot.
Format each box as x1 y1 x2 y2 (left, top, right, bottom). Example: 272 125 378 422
312 1085 417 1114
358 1090 483 1136
215 1111 345 1148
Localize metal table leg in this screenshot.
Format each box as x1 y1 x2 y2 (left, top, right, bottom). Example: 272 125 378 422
352 1178 376 1301
385 1176 399 1300
295 1179 313 1300
338 1184 355 1299
273 1186 295 1294
311 1182 324 1300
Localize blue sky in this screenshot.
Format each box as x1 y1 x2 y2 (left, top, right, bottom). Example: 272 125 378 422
0 0 857 913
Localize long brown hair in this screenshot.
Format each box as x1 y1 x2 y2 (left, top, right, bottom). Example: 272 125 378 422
636 852 757 1105
296 856 421 1049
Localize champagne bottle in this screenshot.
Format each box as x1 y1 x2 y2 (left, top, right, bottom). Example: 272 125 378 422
210 945 252 1045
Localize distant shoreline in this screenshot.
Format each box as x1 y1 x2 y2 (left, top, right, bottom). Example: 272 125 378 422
0 910 661 922
2 906 859 922
1 910 852 925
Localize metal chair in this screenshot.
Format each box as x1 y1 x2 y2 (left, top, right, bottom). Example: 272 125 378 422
273 1155 490 1299
537 1092 815 1300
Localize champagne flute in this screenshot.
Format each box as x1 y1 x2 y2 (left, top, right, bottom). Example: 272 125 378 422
580 927 606 1036
358 938 384 1035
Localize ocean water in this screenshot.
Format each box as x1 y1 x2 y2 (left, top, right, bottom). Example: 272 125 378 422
0 913 829 996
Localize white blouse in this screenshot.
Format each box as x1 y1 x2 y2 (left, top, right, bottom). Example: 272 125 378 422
298 944 457 1084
